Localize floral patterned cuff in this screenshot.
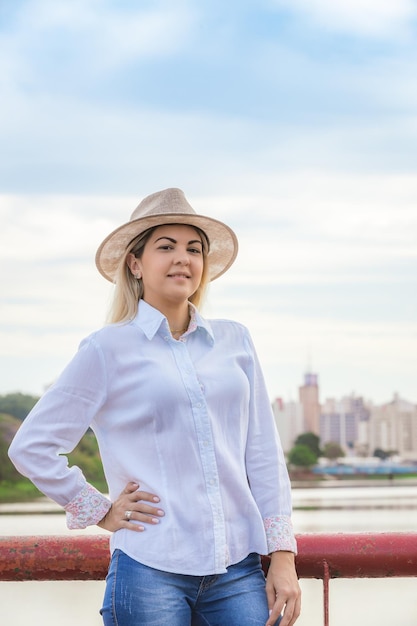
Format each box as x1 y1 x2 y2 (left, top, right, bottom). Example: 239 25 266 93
64 484 111 529
264 515 297 554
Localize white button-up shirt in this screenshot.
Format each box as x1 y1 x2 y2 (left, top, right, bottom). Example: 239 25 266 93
9 300 296 575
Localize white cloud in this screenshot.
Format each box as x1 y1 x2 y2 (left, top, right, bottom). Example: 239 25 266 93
2 170 416 295
271 0 417 37
2 0 417 200
0 193 130 261
0 0 196 96
199 172 417 290
0 172 417 324
1 169 415 389
1 1 416 402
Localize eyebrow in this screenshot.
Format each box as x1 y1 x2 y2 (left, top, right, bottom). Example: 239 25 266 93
154 236 203 246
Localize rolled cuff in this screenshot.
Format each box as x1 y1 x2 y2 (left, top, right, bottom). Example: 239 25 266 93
64 484 111 529
264 515 297 555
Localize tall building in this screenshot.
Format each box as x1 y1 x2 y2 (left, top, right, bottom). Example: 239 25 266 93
272 397 304 453
369 394 417 460
299 372 320 435
320 395 370 453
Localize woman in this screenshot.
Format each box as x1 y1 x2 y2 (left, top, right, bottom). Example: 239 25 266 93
9 188 301 626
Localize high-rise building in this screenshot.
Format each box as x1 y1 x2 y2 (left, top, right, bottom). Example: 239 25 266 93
272 397 304 453
299 372 320 434
320 395 370 453
369 394 417 460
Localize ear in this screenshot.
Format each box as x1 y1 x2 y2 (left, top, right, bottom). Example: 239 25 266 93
126 253 142 277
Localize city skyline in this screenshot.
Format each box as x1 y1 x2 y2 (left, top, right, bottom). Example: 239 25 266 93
1 1 416 404
273 372 417 458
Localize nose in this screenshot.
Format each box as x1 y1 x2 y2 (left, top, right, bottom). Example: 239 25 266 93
173 247 191 265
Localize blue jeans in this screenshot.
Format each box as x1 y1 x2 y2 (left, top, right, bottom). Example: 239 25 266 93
101 550 281 625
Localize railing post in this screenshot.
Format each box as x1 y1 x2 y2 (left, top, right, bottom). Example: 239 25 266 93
323 560 330 626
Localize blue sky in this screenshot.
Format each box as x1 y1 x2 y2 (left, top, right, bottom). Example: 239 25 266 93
1 0 416 404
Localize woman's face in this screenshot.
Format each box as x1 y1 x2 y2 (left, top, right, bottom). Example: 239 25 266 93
128 224 205 310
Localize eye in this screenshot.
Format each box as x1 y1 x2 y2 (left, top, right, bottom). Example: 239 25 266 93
158 244 174 251
188 247 202 254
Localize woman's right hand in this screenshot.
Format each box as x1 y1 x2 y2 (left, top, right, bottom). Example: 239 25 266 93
97 481 165 532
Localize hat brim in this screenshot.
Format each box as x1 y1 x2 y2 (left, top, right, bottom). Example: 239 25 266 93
95 212 238 283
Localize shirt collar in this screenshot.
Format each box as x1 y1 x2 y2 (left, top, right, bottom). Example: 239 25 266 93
133 299 214 345
187 302 215 345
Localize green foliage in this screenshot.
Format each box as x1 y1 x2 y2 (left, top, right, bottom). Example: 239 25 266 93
0 392 39 421
0 413 24 482
373 447 397 460
0 479 43 503
0 407 108 501
294 432 322 457
66 431 107 491
0 436 21 482
288 444 318 467
323 441 345 460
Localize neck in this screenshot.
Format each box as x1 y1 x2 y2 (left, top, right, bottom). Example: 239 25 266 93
166 307 191 334
143 297 190 333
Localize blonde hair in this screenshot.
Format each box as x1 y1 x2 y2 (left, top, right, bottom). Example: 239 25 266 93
107 225 210 324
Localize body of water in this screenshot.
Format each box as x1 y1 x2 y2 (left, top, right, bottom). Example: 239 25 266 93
1 485 417 626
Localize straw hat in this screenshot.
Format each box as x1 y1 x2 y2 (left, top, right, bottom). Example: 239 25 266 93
95 188 238 282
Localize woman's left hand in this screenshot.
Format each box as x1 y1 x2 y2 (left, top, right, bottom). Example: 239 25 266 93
265 550 301 626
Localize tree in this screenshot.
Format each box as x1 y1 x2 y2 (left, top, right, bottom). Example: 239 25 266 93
288 444 317 468
0 393 39 421
373 448 397 460
66 431 107 490
294 432 322 457
0 437 21 482
0 409 107 492
323 441 345 460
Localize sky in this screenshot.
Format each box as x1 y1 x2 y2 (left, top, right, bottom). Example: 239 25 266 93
1 0 416 406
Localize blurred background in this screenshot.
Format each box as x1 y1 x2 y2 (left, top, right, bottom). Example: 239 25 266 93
1 2 417 624
1 0 416 405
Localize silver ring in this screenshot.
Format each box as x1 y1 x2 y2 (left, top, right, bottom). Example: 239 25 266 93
124 510 132 520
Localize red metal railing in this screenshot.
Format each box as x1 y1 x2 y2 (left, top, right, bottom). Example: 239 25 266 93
1 533 417 625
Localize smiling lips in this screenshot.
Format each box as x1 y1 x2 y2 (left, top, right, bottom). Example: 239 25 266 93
168 273 190 279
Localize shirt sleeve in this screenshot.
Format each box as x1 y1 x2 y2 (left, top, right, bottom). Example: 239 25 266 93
242 328 297 554
8 335 111 529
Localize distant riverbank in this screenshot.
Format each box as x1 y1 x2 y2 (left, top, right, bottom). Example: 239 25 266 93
291 476 417 489
2 479 417 515
2 475 417 507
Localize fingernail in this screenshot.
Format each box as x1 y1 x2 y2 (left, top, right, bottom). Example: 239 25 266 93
157 509 164 516
152 496 160 502
151 518 160 524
